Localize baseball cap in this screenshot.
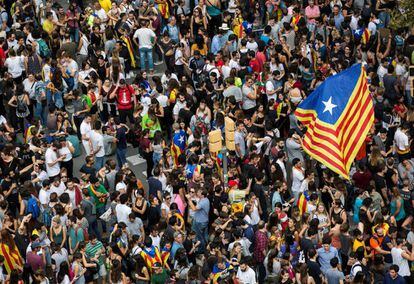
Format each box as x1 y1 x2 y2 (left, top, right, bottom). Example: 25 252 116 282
228 180 238 188
31 241 41 250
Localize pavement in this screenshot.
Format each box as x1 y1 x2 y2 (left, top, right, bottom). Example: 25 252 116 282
72 144 151 190
54 0 167 189
71 63 168 191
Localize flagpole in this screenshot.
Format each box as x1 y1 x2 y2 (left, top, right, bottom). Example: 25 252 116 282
221 147 228 190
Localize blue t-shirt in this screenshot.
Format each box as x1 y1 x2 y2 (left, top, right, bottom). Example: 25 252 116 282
194 197 210 223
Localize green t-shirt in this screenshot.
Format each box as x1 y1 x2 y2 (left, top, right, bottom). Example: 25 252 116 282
88 184 108 209
66 135 81 157
85 241 105 265
151 269 169 284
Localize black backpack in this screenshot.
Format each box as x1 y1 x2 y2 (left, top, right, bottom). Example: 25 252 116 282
16 96 28 117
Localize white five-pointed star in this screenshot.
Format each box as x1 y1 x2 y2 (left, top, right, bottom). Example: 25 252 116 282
322 96 337 115
178 135 184 144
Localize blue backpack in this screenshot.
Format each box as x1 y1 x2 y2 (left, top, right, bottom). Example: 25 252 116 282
26 197 40 219
42 207 53 227
37 39 51 59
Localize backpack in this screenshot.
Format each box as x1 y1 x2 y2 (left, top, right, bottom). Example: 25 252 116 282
352 263 371 283
41 207 53 227
16 96 28 117
37 39 51 59
117 86 133 108
27 196 41 219
77 227 89 242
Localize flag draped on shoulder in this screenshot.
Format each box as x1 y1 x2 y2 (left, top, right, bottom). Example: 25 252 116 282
171 129 186 166
294 63 374 178
297 191 310 215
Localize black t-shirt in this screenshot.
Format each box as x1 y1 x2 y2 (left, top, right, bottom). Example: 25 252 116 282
80 165 97 177
148 177 162 199
300 237 315 262
245 123 258 135
373 174 387 200
399 188 414 215
116 127 127 149
307 260 322 283
148 205 161 227
178 108 192 127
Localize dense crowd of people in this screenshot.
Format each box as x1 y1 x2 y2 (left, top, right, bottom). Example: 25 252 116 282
0 0 411 283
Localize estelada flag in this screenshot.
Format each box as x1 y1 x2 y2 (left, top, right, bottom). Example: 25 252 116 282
295 64 374 178
297 191 310 216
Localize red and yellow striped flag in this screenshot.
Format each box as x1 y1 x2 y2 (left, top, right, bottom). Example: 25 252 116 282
294 64 374 178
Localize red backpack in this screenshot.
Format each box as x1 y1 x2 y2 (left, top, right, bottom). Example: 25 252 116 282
117 85 134 110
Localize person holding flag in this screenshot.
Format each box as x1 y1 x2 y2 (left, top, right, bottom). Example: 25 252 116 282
171 123 187 167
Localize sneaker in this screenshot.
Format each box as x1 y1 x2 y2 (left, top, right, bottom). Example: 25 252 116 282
154 61 163 66
126 73 131 79
129 71 135 77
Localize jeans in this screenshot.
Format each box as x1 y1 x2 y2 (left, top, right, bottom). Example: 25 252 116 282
95 156 105 171
378 11 390 28
153 152 162 165
96 206 107 234
69 27 79 43
119 108 134 124
139 47 154 71
46 89 64 109
192 221 208 252
35 102 47 125
88 218 101 240
116 147 127 168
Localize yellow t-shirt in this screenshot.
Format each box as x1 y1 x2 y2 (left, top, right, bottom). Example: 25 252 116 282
42 20 54 35
353 239 365 252
191 44 208 56
99 0 112 12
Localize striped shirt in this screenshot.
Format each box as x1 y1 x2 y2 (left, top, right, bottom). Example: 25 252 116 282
85 241 104 265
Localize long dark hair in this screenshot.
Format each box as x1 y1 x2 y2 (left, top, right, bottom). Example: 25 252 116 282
267 249 279 273
110 259 123 283
57 262 70 283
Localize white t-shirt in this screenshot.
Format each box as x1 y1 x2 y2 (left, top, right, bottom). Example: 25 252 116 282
246 41 258 51
266 80 277 101
23 78 37 99
221 65 231 79
391 247 411 277
116 181 127 192
0 115 7 126
161 202 170 216
45 148 60 177
5 56 24 78
39 188 50 206
175 49 184 65
156 94 169 108
50 182 66 197
90 131 105 158
58 143 73 162
394 128 409 152
133 28 156 49
65 189 76 208
80 121 92 155
115 204 132 224
236 267 257 284
292 167 305 193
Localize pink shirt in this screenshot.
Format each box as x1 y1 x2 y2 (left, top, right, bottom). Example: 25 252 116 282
305 5 320 23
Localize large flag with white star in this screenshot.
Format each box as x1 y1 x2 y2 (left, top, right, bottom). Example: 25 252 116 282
295 63 374 178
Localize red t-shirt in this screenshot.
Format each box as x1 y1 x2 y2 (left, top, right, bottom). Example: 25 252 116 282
249 58 261 73
0 47 6 67
256 51 266 69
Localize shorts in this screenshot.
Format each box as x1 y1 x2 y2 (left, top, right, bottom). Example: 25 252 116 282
93 264 107 280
